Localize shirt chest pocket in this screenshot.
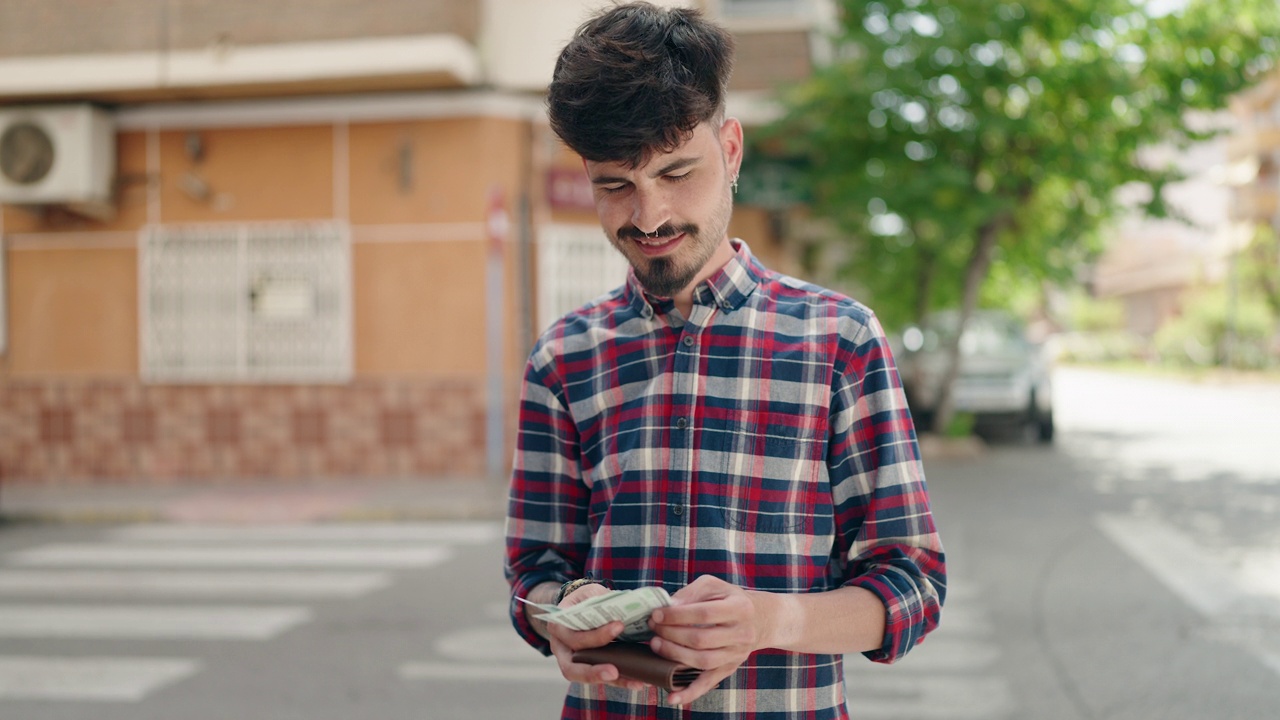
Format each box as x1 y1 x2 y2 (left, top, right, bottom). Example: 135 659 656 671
717 413 827 534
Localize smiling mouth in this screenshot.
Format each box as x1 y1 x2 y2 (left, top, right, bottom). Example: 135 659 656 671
636 235 677 247
631 233 684 255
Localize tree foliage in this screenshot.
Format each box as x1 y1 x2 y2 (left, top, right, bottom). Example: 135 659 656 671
769 0 1280 430
771 0 1280 329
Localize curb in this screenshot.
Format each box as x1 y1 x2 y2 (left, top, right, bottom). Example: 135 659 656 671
918 433 987 461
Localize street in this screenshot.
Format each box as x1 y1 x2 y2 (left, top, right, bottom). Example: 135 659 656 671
0 367 1278 719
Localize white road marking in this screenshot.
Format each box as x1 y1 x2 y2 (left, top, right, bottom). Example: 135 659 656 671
6 544 454 568
399 661 565 683
0 605 311 639
1096 513 1247 617
0 570 389 598
0 656 200 701
434 626 542 663
1239 550 1280 600
1099 512 1280 679
852 636 1001 672
915 604 992 636
110 522 501 544
402 625 566 683
846 676 1016 719
1260 650 1280 677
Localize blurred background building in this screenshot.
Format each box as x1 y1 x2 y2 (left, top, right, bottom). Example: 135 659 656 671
0 0 828 486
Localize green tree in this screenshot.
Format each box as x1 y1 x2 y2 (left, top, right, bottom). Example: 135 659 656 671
1245 224 1280 319
771 0 1280 433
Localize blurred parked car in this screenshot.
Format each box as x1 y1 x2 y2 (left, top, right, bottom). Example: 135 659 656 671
893 310 1054 442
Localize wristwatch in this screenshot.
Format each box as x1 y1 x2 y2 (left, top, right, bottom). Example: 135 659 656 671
556 577 609 604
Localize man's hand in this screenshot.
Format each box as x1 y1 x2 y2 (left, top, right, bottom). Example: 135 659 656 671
538 583 652 692
647 575 777 706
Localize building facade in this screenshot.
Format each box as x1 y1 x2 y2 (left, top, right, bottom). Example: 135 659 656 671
0 0 827 486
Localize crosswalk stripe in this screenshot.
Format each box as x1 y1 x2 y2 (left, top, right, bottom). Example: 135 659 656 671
0 656 200 701
847 676 1015 719
399 661 565 683
845 636 1000 673
6 544 454 568
1096 513 1246 616
0 570 389 598
0 605 311 639
109 522 501 544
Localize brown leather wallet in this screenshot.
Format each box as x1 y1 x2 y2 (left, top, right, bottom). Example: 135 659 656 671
572 643 701 692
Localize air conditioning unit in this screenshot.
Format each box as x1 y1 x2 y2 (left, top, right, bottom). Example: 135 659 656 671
0 104 115 212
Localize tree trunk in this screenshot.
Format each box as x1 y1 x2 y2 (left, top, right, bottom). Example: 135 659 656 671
1248 236 1280 319
932 219 1002 435
914 249 937 324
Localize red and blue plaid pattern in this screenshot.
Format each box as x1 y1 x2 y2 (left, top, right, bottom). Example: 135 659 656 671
506 241 946 719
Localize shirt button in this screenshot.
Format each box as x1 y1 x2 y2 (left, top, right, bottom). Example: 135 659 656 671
672 504 685 516
682 336 695 347
676 417 688 429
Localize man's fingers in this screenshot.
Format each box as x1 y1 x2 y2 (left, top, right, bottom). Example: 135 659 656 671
652 598 731 626
650 622 738 651
556 655 619 684
650 635 736 671
558 658 652 691
670 574 732 601
548 620 624 651
654 586 754 626
666 664 736 707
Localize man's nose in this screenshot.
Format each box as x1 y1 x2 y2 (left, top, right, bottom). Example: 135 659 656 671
630 187 670 235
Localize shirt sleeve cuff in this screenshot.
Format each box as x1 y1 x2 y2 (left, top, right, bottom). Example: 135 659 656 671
509 572 569 657
846 574 929 664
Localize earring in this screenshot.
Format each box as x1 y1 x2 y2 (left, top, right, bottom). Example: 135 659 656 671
732 174 740 194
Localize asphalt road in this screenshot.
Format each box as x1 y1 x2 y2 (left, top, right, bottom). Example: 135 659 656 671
0 367 1277 719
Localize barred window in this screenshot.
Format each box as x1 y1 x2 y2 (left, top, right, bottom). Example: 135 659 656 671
536 223 630 332
140 222 351 383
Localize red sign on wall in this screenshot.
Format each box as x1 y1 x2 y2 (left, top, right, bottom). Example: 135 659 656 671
545 167 595 212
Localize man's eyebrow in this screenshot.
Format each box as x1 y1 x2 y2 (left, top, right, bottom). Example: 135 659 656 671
589 157 701 185
649 157 699 177
590 173 629 186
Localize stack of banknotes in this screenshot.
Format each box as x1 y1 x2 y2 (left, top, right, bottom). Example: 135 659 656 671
520 586 671 642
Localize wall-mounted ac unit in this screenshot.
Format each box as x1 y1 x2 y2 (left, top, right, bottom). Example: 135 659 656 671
0 104 115 210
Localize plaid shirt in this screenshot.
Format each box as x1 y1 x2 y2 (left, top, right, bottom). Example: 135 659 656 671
505 241 945 720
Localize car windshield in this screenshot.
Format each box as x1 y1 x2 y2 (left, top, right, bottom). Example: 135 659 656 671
919 312 1027 357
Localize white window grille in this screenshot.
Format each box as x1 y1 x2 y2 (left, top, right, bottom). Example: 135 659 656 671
537 223 631 332
140 221 352 383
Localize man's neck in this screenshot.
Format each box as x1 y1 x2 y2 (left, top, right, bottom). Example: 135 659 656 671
670 237 736 319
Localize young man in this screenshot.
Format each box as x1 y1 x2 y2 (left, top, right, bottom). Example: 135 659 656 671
505 3 945 718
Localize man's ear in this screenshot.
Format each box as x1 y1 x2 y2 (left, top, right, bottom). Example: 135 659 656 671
719 117 744 178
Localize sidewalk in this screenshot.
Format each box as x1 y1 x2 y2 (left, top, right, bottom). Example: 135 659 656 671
0 436 983 526
0 477 509 525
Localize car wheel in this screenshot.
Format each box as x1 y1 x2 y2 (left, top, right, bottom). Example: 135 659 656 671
1036 409 1054 443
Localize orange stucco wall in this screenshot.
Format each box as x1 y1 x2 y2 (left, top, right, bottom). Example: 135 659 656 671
0 105 803 483
5 247 138 377
1 116 531 383
160 125 335 223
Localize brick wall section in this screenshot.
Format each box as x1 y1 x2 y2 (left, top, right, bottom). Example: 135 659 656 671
0 0 480 58
0 378 486 482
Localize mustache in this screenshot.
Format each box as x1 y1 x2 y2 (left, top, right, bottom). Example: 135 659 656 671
617 223 696 241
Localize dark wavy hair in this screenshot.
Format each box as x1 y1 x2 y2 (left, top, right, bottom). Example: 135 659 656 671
547 2 735 168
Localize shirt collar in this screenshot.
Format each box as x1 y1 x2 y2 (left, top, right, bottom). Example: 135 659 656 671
623 239 763 319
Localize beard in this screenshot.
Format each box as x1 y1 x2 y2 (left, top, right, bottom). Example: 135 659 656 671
610 187 734 298
612 222 707 297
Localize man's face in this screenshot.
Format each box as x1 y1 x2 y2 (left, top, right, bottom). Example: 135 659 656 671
585 119 742 298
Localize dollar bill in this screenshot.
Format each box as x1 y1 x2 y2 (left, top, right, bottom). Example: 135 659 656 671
519 586 671 641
